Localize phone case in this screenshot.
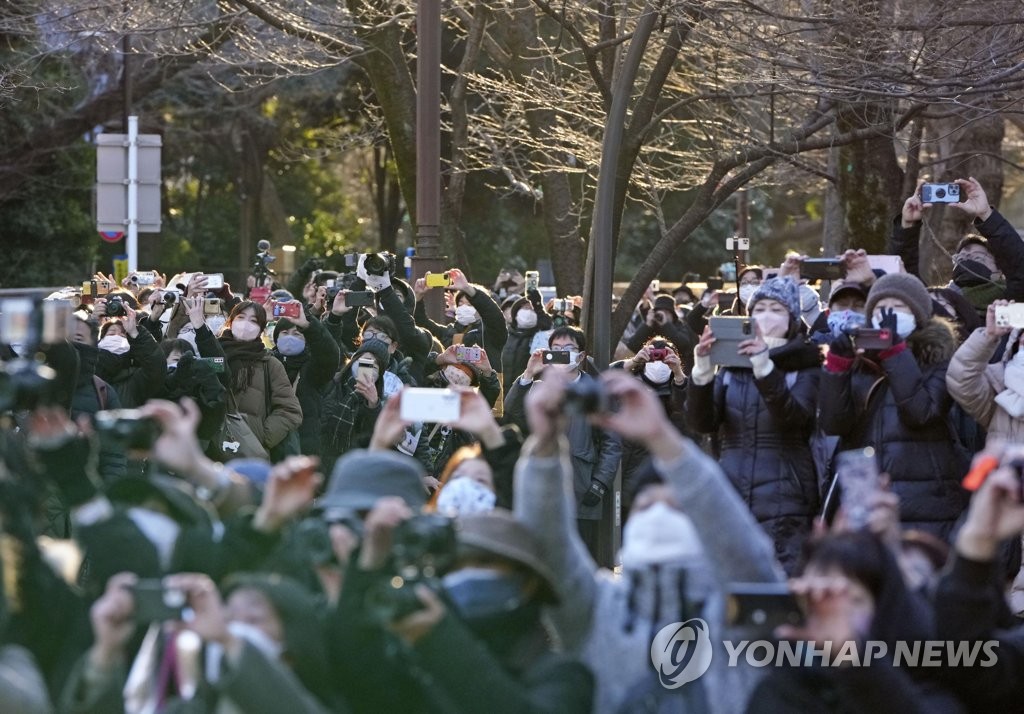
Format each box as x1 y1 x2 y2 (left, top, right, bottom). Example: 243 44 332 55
708 317 754 368
995 304 1024 329
400 388 461 423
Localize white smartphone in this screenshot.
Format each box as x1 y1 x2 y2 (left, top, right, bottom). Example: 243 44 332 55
204 273 224 290
995 304 1024 329
400 388 461 423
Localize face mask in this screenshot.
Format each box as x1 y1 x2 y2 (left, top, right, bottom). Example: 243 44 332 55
952 258 993 288
738 284 758 306
435 477 496 517
620 502 703 570
205 315 227 335
97 335 130 355
455 305 479 326
643 361 673 384
277 334 306 356
872 311 916 339
443 568 529 622
231 319 262 342
515 310 538 329
827 309 866 336
176 328 199 354
443 366 472 387
752 310 790 338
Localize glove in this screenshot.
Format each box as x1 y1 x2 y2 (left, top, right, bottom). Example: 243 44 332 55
827 332 856 358
878 307 902 344
581 480 607 507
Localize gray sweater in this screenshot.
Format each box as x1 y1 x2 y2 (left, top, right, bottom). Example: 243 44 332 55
514 436 784 714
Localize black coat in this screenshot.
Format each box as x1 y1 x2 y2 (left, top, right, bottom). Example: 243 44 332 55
94 327 166 408
818 318 969 540
414 289 508 372
686 337 822 574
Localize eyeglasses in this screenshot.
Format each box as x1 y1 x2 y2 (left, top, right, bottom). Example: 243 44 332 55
362 330 392 345
739 278 762 287
548 344 579 352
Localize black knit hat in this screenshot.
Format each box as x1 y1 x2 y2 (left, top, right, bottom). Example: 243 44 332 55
272 318 296 343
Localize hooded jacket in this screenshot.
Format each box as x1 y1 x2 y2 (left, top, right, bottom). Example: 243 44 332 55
414 288 508 372
95 326 166 408
819 318 969 540
685 336 822 574
514 436 784 714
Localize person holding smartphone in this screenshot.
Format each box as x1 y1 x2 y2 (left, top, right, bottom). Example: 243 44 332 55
685 277 822 574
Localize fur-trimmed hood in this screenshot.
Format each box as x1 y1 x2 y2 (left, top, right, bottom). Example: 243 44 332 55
906 317 958 366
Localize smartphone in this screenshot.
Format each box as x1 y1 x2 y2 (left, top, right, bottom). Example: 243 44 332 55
355 356 378 382
995 304 1024 329
455 344 482 362
543 350 571 365
650 279 661 293
920 182 962 204
836 447 879 529
525 271 540 292
271 301 302 319
725 583 804 631
131 271 157 286
706 277 724 291
553 299 569 313
800 258 846 281
203 273 224 290
196 356 225 373
250 286 271 303
400 388 461 423
708 316 754 368
203 297 221 316
426 272 452 288
851 326 894 350
130 580 187 623
0 297 33 345
345 291 374 308
41 299 74 344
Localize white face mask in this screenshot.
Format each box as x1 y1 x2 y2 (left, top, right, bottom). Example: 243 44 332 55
515 310 538 329
739 284 758 306
443 366 473 387
436 477 496 517
643 361 673 384
231 320 262 342
455 305 479 326
176 327 199 354
97 334 130 355
872 311 916 339
206 315 227 335
620 502 703 569
752 310 790 339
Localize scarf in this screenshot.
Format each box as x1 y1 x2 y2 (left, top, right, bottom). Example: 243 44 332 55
273 349 310 385
996 353 1024 419
220 334 268 394
961 281 1006 317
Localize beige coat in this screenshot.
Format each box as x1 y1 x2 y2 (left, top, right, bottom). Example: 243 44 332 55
946 327 1024 444
232 355 303 449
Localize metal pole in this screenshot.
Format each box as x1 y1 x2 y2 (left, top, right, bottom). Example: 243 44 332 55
412 0 447 322
127 115 139 272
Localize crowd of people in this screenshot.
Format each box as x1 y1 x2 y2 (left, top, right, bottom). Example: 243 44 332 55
3 177 1024 712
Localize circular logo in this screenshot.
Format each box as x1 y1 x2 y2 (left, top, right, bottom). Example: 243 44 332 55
650 618 714 689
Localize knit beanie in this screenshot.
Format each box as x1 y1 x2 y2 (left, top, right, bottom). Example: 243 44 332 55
864 273 932 326
749 277 800 318
272 317 296 343
352 338 391 371
509 296 532 323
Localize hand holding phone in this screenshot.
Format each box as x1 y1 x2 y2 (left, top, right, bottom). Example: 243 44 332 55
836 447 879 529
426 272 452 288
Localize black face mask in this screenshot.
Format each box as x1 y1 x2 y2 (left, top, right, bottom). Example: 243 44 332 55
952 258 993 288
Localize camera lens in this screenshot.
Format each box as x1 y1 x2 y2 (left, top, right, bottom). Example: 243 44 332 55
935 188 946 199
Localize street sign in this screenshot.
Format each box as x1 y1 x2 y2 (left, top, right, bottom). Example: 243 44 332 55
96 131 161 233
99 231 124 242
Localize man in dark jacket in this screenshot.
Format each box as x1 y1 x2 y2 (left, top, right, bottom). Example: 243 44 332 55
624 294 698 374
413 268 509 374
271 306 341 457
504 326 622 561
888 177 1024 317
320 450 593 714
93 302 165 408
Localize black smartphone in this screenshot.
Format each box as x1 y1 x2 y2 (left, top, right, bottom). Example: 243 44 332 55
130 580 186 623
800 258 846 281
346 291 374 307
543 350 571 365
726 582 804 631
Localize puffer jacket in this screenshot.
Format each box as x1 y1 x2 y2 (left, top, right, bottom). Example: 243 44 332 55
686 336 822 574
819 318 969 541
946 327 1024 444
230 354 303 451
